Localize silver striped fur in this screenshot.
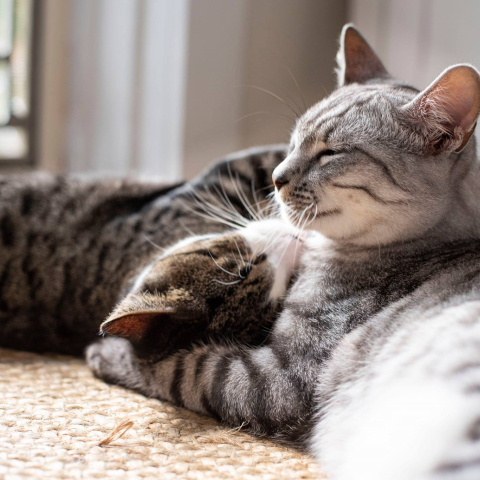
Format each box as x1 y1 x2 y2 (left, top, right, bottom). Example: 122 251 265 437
88 25 480 479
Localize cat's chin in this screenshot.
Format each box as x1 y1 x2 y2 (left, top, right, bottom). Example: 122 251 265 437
281 206 378 246
279 203 343 236
305 214 417 247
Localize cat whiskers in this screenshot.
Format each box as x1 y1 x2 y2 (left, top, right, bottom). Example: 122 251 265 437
231 235 247 269
294 203 316 261
184 169 283 237
181 189 246 230
209 251 242 278
265 190 276 200
256 193 280 220
143 235 166 252
186 172 269 230
255 75 304 118
208 179 252 225
200 185 250 227
237 84 300 119
307 204 318 225
292 202 316 260
226 162 262 222
263 47 307 114
179 220 196 237
217 174 248 221
235 111 292 124
210 278 242 286
274 203 314 268
251 178 262 216
180 197 244 230
216 170 275 224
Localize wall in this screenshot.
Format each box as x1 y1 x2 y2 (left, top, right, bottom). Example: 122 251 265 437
181 0 251 179
37 0 348 179
37 1 480 179
349 0 480 91
183 0 348 179
240 0 347 149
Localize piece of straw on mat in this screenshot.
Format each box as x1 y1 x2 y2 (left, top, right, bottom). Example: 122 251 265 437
99 419 134 447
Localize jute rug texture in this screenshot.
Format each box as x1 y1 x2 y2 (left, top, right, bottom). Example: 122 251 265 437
0 349 323 479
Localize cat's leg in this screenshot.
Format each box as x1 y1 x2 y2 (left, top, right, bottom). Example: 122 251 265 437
86 331 318 444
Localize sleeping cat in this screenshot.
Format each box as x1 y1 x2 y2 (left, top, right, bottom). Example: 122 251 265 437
88 25 480 479
99 219 303 362
0 147 285 355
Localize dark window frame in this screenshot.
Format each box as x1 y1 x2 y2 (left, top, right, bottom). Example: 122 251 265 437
0 0 42 167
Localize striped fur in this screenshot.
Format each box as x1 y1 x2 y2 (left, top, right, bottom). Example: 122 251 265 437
0 146 285 355
3 21 480 479
99 219 303 361
88 25 480 480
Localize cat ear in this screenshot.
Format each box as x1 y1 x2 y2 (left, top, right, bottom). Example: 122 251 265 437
100 296 208 358
100 309 177 343
336 24 389 87
402 64 480 154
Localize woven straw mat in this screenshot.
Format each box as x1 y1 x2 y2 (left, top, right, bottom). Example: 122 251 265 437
0 348 325 479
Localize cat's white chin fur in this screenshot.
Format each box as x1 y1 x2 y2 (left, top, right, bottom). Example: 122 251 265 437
240 219 304 301
280 197 442 246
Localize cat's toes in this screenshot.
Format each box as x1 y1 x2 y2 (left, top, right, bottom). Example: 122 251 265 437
86 337 134 384
85 340 108 378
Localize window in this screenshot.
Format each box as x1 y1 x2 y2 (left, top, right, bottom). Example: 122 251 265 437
0 0 38 166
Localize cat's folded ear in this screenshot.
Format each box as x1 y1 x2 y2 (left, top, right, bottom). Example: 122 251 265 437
100 309 179 343
99 292 208 358
402 64 480 154
336 24 390 87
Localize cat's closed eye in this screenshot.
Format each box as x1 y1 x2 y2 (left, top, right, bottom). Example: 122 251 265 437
316 149 338 166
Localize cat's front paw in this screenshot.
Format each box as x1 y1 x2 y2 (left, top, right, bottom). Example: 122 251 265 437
86 337 136 386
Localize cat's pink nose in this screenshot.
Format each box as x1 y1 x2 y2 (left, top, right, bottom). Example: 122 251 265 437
272 173 289 190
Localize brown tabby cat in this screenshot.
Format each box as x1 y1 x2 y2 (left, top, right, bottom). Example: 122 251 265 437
99 219 303 362
0 146 285 355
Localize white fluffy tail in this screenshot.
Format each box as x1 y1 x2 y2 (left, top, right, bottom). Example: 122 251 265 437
313 378 480 480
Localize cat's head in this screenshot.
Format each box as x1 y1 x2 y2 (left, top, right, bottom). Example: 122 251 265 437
100 219 303 358
272 24 480 245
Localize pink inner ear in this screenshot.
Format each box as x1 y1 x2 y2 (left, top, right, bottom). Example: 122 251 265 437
342 26 389 85
430 88 474 133
417 66 480 134
101 312 159 342
446 89 477 132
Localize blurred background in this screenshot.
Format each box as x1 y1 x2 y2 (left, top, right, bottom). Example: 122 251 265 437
1 0 480 181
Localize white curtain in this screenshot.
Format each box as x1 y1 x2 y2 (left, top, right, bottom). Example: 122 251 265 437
67 0 189 181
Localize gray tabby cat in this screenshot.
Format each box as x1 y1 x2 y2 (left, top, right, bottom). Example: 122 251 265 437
88 25 480 479
0 147 285 355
